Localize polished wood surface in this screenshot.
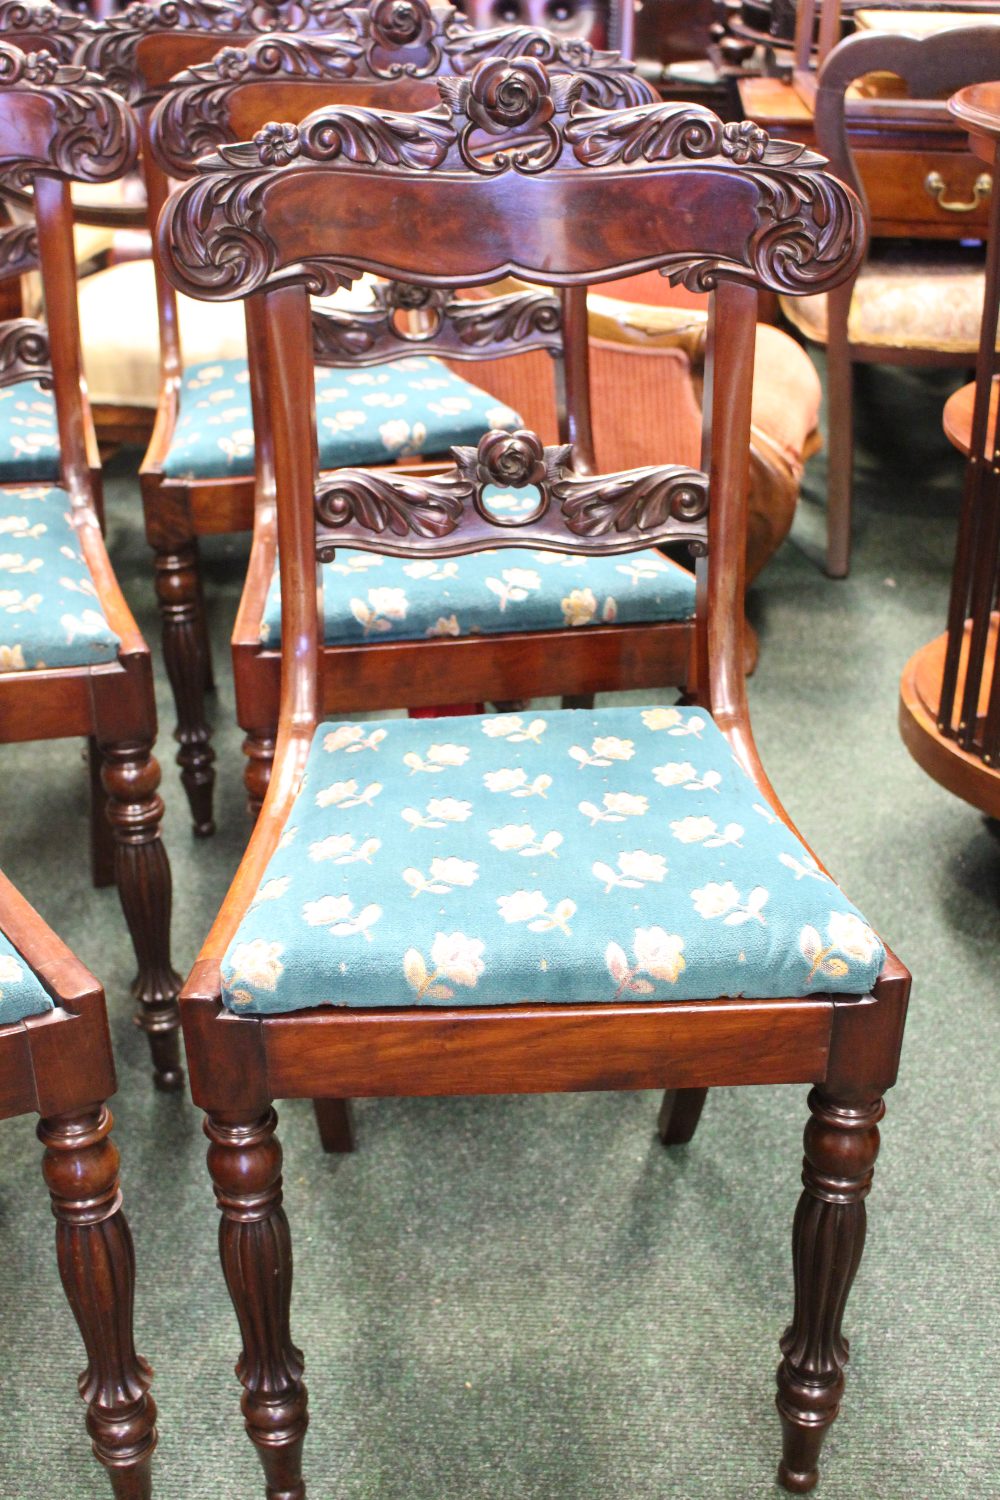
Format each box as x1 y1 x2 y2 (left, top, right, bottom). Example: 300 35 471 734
0 869 157 1498
0 48 181 1089
158 65 909 1498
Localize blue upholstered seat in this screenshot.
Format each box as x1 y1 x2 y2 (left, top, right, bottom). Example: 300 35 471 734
0 380 61 483
261 545 696 646
162 356 522 481
221 705 884 1014
0 485 121 671
0 928 52 1027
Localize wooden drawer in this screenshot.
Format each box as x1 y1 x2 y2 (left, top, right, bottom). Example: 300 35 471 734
857 148 992 238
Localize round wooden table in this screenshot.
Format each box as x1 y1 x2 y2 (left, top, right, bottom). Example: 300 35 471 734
900 81 1000 816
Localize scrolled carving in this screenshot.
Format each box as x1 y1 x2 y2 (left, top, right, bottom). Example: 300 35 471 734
365 0 443 77
446 24 653 108
0 1 91 62
0 45 138 184
0 317 51 389
313 427 709 560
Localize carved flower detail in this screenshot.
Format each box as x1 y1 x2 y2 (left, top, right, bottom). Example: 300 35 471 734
255 120 300 166
214 46 250 80
476 429 546 489
24 52 58 85
467 57 554 136
722 120 768 165
371 0 431 47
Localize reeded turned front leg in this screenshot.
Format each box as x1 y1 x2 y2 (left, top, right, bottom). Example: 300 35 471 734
153 540 216 837
243 730 276 822
206 1109 309 1500
39 1106 157 1499
102 741 183 1091
776 1086 884 1493
657 1087 708 1146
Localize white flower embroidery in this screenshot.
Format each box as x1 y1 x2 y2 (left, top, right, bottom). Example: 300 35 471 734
799 912 880 984
652 761 721 793
350 586 408 636
497 889 575 934
403 559 459 580
321 409 366 433
322 724 387 754
753 801 778 825
277 825 299 850
778 851 826 881
427 395 472 415
404 743 470 774
226 939 285 1004
404 931 485 1000
561 587 598 627
691 881 768 924
301 895 382 939
363 392 407 408
0 553 42 574
379 418 426 451
488 824 563 857
0 952 25 993
616 557 671 584
481 715 547 744
315 778 382 810
403 857 479 896
401 798 472 829
0 643 26 670
309 834 381 864
641 707 706 737
426 614 460 638
60 607 104 636
592 850 667 892
486 404 519 428
669 815 744 847
578 791 649 825
485 567 541 611
323 553 383 575
250 877 291 906
569 736 635 769
605 928 685 998
59 575 98 597
483 767 551 798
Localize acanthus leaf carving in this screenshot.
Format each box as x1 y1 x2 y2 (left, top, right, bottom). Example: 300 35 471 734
310 284 561 366
315 465 473 542
554 463 709 538
0 0 92 62
0 47 137 184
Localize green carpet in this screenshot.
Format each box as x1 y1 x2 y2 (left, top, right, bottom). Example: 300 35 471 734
1 355 998 1498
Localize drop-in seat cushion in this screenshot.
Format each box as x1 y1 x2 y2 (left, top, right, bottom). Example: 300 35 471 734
261 545 696 646
0 928 52 1027
221 705 884 1014
162 355 521 482
0 380 61 483
0 485 121 671
781 242 992 353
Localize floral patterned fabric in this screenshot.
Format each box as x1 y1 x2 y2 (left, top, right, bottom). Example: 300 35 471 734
221 705 884 1014
0 485 121 672
0 927 52 1027
162 355 521 481
261 545 695 646
0 380 61 483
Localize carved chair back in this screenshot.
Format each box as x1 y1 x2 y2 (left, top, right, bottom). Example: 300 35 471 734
146 8 653 473
157 61 865 747
0 46 137 506
814 25 1000 217
0 0 93 62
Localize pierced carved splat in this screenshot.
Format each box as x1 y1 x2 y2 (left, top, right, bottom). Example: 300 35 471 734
310 282 561 366
0 317 51 389
314 427 709 559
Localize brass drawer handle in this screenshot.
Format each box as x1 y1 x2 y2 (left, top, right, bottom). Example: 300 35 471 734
924 170 992 213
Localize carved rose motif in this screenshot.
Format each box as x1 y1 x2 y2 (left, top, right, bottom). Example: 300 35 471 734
722 119 768 165
214 46 250 79
387 280 433 310
23 52 59 84
370 0 430 47
255 120 300 165
476 430 546 489
467 57 553 136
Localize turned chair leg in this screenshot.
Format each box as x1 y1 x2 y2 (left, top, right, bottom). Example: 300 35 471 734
312 1098 356 1154
153 540 216 837
206 1108 309 1500
243 730 276 822
775 1086 884 1494
39 1105 157 1499
657 1087 708 1146
88 737 116 890
101 741 183 1091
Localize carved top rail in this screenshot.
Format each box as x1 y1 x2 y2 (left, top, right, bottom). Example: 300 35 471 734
313 428 709 557
0 1 93 62
0 45 139 185
0 316 51 390
148 3 653 176
155 58 867 304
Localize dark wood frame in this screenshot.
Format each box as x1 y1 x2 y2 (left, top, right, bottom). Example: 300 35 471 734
126 0 653 832
158 65 910 1498
0 867 157 1498
0 48 182 1090
811 25 1000 576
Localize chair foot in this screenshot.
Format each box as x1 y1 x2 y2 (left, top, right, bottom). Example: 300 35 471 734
657 1087 708 1146
243 730 276 822
312 1098 356 1153
101 741 183 1091
154 541 216 837
775 1086 884 1493
206 1109 308 1500
39 1106 157 1499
